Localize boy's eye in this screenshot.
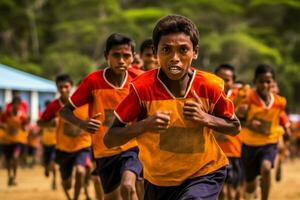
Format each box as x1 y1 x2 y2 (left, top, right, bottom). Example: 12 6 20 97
112 53 121 58
162 46 170 53
180 47 188 54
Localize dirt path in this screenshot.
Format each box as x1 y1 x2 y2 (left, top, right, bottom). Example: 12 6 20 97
1 159 300 199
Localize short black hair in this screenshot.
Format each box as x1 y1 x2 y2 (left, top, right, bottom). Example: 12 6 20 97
104 33 135 56
55 74 73 85
254 64 275 80
140 38 154 54
12 96 21 105
152 15 199 53
214 64 236 80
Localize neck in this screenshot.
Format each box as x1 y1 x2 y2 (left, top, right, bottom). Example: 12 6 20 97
159 69 193 98
60 96 69 104
257 90 271 105
105 68 126 87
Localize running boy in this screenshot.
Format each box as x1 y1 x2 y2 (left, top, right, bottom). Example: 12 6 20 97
104 15 241 200
236 64 289 200
39 74 92 200
140 38 158 71
2 96 29 186
39 100 57 190
214 64 243 200
60 33 143 200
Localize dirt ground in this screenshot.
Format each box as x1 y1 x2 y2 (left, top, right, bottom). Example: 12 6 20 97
1 159 300 200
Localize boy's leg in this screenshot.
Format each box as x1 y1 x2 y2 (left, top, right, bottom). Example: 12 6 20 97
55 149 74 200
120 170 138 200
260 160 272 200
91 161 104 200
96 147 142 200
73 148 91 200
241 144 260 199
119 147 143 200
260 144 277 200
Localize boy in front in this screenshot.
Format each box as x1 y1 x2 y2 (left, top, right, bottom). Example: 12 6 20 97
104 15 240 200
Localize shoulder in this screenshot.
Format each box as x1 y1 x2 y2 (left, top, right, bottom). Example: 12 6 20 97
194 69 224 90
274 94 287 108
131 69 157 89
83 70 104 83
47 99 62 110
127 67 145 78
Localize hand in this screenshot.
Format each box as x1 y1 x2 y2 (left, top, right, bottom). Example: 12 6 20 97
183 90 209 125
140 111 171 133
80 113 102 133
236 104 248 118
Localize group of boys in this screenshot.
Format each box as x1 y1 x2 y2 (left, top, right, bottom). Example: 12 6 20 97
0 14 293 200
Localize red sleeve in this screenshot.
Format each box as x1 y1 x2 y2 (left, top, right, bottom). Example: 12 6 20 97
70 76 93 108
280 111 290 127
213 92 235 119
114 85 142 124
41 100 60 121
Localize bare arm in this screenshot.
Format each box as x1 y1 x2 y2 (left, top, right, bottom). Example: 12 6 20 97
60 102 101 133
104 111 170 148
37 118 56 128
183 91 241 136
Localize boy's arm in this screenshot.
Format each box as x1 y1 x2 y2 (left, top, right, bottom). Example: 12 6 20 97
184 91 240 135
60 102 101 133
104 111 170 148
37 102 57 128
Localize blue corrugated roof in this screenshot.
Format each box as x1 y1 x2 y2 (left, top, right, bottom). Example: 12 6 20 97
0 63 56 92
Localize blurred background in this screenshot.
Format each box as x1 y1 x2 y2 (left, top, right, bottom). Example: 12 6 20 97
1 1 300 199
1 0 300 111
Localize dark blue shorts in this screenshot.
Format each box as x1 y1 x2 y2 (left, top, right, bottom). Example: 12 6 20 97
94 147 143 194
43 145 56 166
225 157 243 189
2 143 23 161
27 145 37 156
55 147 92 180
241 143 277 182
144 167 227 200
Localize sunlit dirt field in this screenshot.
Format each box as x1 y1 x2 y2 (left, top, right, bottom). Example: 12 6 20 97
1 159 300 200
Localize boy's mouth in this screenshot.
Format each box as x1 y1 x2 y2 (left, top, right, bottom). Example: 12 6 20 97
168 66 182 74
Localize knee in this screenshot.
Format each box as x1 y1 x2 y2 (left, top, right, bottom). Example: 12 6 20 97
120 181 136 197
261 161 272 175
76 165 86 176
120 171 137 197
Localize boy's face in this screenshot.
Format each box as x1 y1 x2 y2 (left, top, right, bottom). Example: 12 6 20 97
157 33 197 80
106 44 133 74
57 81 72 99
141 47 158 71
216 69 234 93
254 72 274 97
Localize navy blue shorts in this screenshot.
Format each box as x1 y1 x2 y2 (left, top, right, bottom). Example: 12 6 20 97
43 145 56 166
27 145 37 156
144 167 227 200
2 143 23 161
225 157 243 188
55 147 92 180
94 147 143 194
241 143 277 182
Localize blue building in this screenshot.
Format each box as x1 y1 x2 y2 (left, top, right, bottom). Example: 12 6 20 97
0 64 57 121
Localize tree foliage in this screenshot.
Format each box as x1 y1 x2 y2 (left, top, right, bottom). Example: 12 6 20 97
0 0 299 109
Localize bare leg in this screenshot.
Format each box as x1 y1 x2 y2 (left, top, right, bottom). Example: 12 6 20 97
260 160 272 200
73 165 86 200
136 180 144 200
92 175 104 200
120 170 138 200
62 177 72 200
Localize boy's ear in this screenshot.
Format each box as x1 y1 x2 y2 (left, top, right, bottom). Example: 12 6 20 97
193 46 199 59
